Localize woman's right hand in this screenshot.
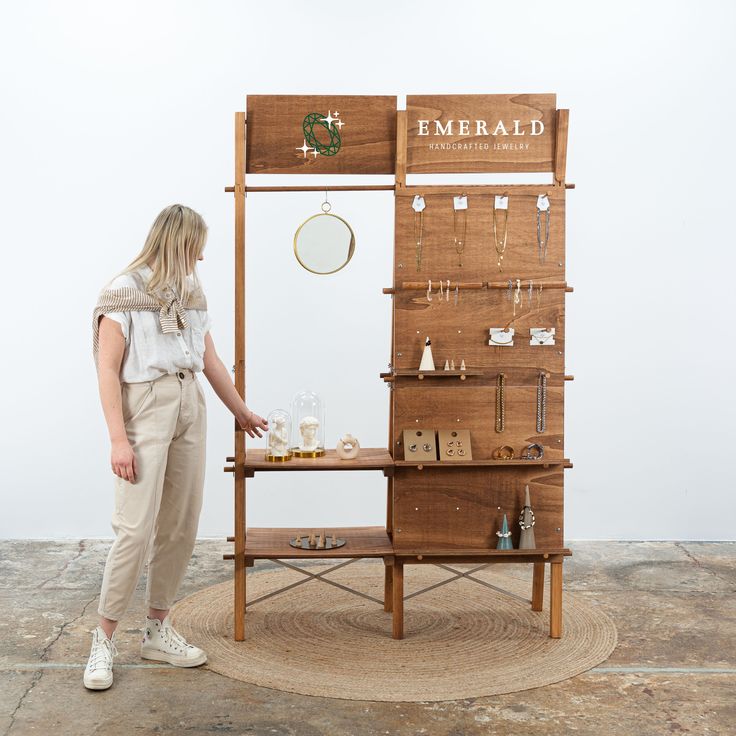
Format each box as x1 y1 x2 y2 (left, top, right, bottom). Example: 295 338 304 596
111 439 138 483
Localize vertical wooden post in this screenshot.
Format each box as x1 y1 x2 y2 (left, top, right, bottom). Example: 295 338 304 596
392 559 404 639
531 562 545 611
233 111 247 641
554 109 569 186
384 556 393 612
550 561 563 638
387 109 409 636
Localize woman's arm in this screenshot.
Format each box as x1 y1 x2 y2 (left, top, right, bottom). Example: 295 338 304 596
202 332 268 438
97 316 139 483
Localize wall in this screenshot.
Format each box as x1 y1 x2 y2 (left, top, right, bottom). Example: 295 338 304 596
1 0 733 539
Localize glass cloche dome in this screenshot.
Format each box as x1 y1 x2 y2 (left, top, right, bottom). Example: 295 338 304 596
265 408 292 462
290 390 325 458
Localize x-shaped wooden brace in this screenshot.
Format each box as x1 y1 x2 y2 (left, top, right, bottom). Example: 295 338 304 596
245 559 532 608
245 558 384 608
404 562 532 604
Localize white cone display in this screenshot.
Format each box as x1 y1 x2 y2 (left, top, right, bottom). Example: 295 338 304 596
419 336 435 371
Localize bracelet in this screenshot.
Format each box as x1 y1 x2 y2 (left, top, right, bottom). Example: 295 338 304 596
521 443 544 460
492 445 515 460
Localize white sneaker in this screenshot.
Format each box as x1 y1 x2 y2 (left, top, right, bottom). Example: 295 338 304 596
140 615 207 667
83 626 117 690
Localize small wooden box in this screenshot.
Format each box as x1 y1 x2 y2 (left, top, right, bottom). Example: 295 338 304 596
437 429 473 461
402 429 437 462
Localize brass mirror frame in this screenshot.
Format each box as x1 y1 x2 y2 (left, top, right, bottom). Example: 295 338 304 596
293 210 356 275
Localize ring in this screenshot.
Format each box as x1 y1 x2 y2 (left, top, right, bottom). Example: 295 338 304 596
521 443 544 460
492 445 515 460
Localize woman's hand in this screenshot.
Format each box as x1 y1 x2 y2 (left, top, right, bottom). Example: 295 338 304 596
238 408 269 438
111 439 138 483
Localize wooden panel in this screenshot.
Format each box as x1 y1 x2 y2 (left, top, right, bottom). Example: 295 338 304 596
392 467 564 550
392 287 565 374
406 94 557 174
394 186 566 282
243 526 393 558
246 95 396 174
392 380 564 462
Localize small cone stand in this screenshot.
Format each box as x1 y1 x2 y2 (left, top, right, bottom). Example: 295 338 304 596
519 485 536 549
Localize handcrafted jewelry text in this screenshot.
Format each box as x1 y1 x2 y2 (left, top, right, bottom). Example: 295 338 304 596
428 142 531 151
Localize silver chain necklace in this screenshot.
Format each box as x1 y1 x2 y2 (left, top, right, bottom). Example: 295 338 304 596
537 204 550 263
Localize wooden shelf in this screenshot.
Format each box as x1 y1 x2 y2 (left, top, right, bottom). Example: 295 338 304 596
241 526 393 559
394 458 572 469
242 448 394 476
393 547 572 560
382 369 484 381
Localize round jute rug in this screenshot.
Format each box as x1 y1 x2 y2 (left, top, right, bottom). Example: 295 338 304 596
170 560 617 702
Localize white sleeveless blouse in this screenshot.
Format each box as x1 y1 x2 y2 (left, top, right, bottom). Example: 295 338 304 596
101 264 212 383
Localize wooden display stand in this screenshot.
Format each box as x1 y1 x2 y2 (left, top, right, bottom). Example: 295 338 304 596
223 94 573 641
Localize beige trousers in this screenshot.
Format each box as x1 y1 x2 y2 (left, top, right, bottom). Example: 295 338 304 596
98 368 206 621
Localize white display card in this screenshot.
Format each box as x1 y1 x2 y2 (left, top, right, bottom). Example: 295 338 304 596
453 194 468 210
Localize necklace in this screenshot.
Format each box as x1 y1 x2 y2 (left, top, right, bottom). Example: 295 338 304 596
453 207 467 267
492 201 509 271
536 371 547 434
412 195 426 271
513 278 521 317
414 209 424 271
536 195 550 264
495 373 506 433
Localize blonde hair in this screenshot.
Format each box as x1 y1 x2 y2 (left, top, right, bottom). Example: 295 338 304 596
115 204 208 302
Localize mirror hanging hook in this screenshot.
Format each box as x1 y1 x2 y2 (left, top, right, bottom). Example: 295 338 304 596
322 187 331 213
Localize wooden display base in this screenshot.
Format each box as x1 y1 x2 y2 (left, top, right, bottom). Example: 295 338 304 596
291 448 326 458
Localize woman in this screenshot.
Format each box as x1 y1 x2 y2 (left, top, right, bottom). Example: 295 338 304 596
86 204 268 690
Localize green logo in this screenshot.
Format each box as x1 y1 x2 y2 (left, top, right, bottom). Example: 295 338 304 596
296 110 344 158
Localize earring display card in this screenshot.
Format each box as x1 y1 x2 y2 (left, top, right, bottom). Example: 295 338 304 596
489 327 515 347
402 428 438 461
530 327 556 345
437 429 472 461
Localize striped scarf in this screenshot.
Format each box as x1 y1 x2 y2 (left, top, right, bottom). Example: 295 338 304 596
92 285 207 371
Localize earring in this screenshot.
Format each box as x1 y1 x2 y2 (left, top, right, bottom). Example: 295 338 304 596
426 279 433 302
454 284 459 305
439 280 444 300
446 279 450 302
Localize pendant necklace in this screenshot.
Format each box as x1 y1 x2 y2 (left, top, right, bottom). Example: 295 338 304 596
493 201 509 271
536 196 550 264
453 206 467 267
414 208 424 271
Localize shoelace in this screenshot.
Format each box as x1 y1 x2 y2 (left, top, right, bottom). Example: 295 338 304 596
160 624 193 652
88 636 118 671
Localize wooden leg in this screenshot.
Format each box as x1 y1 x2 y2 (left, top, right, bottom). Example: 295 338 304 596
384 558 393 612
550 561 562 638
234 475 246 641
532 562 544 611
392 559 404 639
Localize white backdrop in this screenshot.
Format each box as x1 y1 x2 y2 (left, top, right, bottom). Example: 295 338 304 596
1 0 733 540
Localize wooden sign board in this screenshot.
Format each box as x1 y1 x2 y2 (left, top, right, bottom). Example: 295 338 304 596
246 95 397 174
406 94 557 174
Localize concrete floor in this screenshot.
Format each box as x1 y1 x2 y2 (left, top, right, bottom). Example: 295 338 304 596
0 540 734 736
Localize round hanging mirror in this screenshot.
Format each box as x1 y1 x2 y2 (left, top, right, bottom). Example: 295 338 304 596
293 200 355 275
